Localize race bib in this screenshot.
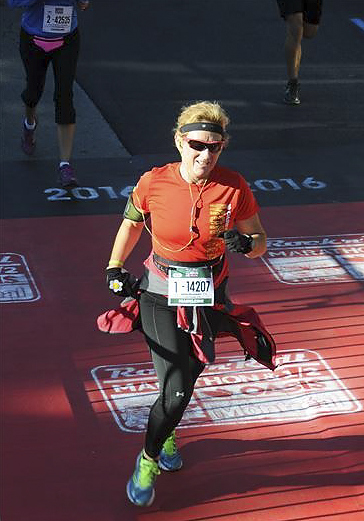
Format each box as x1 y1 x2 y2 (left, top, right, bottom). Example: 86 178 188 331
168 266 214 306
43 5 73 33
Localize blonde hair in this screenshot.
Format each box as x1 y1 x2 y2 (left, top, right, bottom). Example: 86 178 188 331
173 101 230 143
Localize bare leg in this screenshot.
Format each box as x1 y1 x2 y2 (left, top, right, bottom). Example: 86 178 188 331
57 123 75 162
57 123 78 187
303 22 319 39
285 13 304 81
21 105 37 154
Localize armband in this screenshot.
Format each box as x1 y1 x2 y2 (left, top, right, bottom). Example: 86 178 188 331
123 194 145 222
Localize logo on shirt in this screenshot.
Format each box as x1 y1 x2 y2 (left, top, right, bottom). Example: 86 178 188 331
205 204 229 258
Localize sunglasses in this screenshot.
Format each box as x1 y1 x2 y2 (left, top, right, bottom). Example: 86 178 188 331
183 137 224 154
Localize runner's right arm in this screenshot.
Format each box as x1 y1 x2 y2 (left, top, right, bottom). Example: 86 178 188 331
107 219 144 268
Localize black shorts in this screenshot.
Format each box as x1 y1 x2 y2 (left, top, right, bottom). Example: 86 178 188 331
276 0 323 25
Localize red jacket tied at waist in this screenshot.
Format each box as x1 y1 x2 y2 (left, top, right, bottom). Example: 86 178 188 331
97 292 276 371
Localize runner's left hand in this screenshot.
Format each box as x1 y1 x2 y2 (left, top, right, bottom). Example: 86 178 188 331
219 230 253 254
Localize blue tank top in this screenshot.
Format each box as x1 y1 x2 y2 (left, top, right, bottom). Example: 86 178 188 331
8 0 82 38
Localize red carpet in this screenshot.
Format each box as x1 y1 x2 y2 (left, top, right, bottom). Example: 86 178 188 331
1 202 363 520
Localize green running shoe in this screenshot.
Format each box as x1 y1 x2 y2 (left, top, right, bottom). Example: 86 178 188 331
159 430 183 471
126 452 161 507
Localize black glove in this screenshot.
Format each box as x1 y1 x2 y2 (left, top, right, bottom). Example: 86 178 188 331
219 229 253 254
106 267 140 298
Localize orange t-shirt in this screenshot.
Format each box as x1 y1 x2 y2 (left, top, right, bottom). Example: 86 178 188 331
132 162 258 262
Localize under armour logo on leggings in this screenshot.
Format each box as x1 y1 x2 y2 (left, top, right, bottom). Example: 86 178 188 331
175 391 185 397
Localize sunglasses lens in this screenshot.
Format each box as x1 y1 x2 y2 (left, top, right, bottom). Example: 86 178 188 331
188 140 206 152
187 140 222 153
208 143 222 153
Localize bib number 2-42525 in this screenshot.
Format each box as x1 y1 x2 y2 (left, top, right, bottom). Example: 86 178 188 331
43 5 73 33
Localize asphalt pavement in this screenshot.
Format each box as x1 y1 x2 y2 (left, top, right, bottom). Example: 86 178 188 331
1 0 364 219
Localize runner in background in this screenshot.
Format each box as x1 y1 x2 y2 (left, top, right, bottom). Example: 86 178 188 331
276 0 323 105
101 101 276 507
7 0 89 187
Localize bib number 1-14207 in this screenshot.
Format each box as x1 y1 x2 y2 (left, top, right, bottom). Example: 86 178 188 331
168 266 214 306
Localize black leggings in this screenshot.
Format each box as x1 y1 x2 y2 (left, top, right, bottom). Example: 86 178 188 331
139 291 206 459
19 28 80 124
